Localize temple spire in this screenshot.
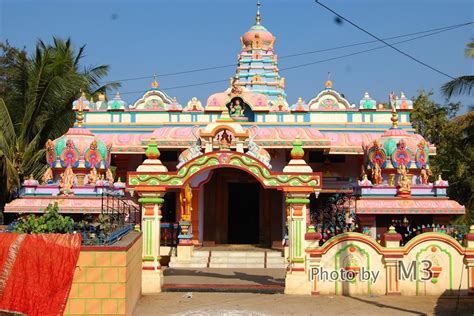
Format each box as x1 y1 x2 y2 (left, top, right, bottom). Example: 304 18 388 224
151 73 159 89
256 0 261 25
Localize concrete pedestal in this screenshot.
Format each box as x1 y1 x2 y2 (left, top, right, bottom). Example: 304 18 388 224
142 269 164 294
284 272 311 295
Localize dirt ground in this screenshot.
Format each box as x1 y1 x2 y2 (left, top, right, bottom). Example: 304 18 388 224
134 292 474 315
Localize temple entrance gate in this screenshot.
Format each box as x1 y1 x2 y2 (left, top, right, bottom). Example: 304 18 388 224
127 128 322 294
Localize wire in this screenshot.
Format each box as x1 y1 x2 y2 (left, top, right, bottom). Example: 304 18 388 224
116 23 467 96
314 0 455 79
103 21 470 85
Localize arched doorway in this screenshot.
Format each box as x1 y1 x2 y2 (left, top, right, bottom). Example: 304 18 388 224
202 168 283 246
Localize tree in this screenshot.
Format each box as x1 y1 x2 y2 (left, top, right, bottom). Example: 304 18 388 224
441 39 474 98
0 38 119 208
411 92 473 223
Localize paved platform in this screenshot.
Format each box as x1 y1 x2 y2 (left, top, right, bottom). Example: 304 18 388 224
134 292 474 315
163 268 285 293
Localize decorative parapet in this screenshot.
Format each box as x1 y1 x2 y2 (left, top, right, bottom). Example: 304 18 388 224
128 151 322 190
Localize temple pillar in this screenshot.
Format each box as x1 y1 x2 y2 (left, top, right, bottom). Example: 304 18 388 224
191 188 200 245
284 191 312 295
139 194 165 294
382 226 403 295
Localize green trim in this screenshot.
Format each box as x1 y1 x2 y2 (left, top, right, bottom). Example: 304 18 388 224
138 197 165 204
291 258 305 263
286 198 310 204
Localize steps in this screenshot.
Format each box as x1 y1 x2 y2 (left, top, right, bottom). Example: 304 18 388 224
169 249 286 269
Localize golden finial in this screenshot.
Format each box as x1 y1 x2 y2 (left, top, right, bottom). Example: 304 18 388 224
325 72 333 89
391 104 399 129
151 73 159 88
76 99 84 127
256 0 261 25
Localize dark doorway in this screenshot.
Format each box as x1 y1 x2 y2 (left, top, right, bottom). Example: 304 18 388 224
227 183 260 244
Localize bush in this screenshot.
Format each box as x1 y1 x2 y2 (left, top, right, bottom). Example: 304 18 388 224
14 203 74 233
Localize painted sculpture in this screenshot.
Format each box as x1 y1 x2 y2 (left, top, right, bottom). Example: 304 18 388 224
246 126 272 169
177 126 203 168
41 167 54 184
59 166 75 195
179 184 193 222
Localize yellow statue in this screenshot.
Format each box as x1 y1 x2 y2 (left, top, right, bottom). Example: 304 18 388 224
372 163 382 185
42 167 53 184
106 168 114 183
59 166 75 195
397 164 411 193
88 167 99 185
179 184 193 222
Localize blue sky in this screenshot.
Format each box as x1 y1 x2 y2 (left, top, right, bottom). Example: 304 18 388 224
1 0 472 110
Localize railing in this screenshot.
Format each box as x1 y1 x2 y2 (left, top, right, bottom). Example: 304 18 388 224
160 222 179 247
395 224 469 245
79 191 141 246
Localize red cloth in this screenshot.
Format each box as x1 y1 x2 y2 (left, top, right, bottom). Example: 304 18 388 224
0 233 81 316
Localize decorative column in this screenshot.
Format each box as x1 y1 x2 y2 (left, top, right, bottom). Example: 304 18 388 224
283 136 317 295
305 226 323 295
134 137 168 294
464 225 474 296
382 226 403 295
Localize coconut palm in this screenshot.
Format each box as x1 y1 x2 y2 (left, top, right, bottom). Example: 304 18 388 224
0 37 119 205
441 39 474 98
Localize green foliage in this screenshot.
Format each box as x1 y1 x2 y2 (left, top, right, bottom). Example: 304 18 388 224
0 38 119 208
441 40 474 98
411 92 473 224
14 203 74 234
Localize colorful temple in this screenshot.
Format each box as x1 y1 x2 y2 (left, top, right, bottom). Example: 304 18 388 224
5 3 470 296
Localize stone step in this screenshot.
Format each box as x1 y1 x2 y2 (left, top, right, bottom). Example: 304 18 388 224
169 256 209 264
266 251 283 257
193 251 210 257
169 262 208 268
210 257 264 264
266 263 287 269
266 257 286 264
209 262 265 269
210 251 265 258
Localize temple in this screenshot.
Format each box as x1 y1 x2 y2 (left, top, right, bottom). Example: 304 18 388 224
4 2 468 296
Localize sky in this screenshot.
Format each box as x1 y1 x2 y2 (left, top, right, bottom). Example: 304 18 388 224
0 0 473 111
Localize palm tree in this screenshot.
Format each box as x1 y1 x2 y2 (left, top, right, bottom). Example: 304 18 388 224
0 37 119 207
441 39 474 98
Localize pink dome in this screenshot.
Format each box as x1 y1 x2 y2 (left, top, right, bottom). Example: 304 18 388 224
242 24 275 50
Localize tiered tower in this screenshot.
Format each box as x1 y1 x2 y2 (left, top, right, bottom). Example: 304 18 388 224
236 1 286 103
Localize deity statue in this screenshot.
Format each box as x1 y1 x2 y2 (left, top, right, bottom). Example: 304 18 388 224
87 167 99 185
230 76 242 95
42 167 54 184
217 129 233 150
59 166 75 195
420 166 431 185
397 164 411 193
179 184 193 222
230 99 245 117
106 168 114 184
371 163 382 185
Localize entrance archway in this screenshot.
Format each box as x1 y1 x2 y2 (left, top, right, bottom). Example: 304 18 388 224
202 168 283 246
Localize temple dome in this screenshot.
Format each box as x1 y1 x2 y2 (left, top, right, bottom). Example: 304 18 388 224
242 24 275 50
364 109 429 170
47 126 110 170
